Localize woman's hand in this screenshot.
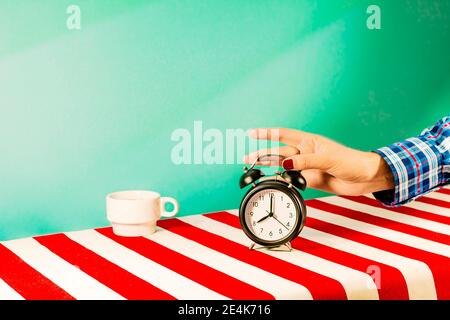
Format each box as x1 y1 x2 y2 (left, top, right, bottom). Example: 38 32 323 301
243 128 394 196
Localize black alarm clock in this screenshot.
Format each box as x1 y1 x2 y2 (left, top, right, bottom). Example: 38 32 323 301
239 154 307 250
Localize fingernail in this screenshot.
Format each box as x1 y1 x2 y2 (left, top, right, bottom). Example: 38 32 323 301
282 159 293 170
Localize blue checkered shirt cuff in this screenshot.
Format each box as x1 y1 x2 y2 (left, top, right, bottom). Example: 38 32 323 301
373 116 450 207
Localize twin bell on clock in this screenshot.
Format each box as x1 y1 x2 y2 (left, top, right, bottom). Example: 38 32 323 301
239 154 307 251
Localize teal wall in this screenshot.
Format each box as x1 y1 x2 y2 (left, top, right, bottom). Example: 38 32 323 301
1 0 449 240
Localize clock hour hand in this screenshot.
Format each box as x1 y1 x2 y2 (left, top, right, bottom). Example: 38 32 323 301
257 211 271 223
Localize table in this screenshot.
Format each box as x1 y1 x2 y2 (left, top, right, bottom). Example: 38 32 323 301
1 189 449 300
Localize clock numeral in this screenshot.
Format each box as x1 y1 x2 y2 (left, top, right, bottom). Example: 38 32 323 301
252 202 258 207
269 231 273 237
287 203 291 208
252 221 256 226
260 228 263 234
281 196 284 201
269 193 275 198
289 212 293 218
286 222 290 228
258 195 264 201
279 228 283 234
249 211 254 216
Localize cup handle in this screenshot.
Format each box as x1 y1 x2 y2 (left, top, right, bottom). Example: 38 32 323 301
160 197 179 218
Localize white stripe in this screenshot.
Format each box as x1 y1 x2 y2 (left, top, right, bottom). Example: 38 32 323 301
182 214 379 300
146 227 313 300
307 207 450 258
406 199 450 218
0 278 24 300
66 230 227 300
2 238 124 300
320 196 450 235
426 192 450 203
366 193 450 218
301 227 437 299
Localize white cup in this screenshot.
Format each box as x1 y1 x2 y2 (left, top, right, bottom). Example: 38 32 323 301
106 190 179 237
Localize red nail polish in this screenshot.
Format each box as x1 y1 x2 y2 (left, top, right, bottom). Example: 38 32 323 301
283 159 294 170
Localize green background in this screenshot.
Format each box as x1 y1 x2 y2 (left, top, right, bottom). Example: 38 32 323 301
1 0 449 240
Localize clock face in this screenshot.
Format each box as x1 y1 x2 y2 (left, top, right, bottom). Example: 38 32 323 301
243 188 299 244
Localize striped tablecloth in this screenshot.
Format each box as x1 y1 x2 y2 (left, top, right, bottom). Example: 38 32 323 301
1 188 449 300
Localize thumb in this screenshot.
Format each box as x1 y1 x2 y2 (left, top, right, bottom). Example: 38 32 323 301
282 154 332 171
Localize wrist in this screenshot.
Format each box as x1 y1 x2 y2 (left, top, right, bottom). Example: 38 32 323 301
365 152 395 192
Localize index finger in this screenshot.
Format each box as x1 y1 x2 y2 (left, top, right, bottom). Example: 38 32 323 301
248 128 312 146
243 146 299 166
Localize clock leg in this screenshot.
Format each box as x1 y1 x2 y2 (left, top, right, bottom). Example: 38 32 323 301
249 242 292 252
267 242 292 252
285 242 292 252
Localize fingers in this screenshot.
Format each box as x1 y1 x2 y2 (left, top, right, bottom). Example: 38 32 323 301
282 153 333 171
243 146 299 166
249 128 312 146
301 170 336 193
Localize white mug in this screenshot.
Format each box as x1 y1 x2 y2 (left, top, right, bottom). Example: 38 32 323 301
106 190 179 237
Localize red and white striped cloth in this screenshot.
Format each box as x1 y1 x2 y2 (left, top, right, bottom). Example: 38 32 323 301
1 188 449 300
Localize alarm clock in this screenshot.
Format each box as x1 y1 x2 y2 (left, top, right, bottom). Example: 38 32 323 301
239 154 307 250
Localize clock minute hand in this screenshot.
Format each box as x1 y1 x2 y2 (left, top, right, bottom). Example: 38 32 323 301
269 193 273 213
272 215 289 231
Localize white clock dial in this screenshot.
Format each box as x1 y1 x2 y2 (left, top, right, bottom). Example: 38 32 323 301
244 188 298 242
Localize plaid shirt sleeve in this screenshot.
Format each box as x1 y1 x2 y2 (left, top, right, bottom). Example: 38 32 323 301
373 115 450 207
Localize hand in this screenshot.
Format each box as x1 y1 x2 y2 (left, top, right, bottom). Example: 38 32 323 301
257 211 271 223
272 214 289 231
243 128 394 196
269 193 274 213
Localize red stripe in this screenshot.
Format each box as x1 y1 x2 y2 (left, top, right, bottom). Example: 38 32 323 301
34 233 174 300
437 188 450 196
206 211 409 300
416 196 450 209
308 199 450 245
341 195 450 225
96 227 273 300
427 122 450 139
0 244 74 300
157 217 347 300
303 207 450 299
